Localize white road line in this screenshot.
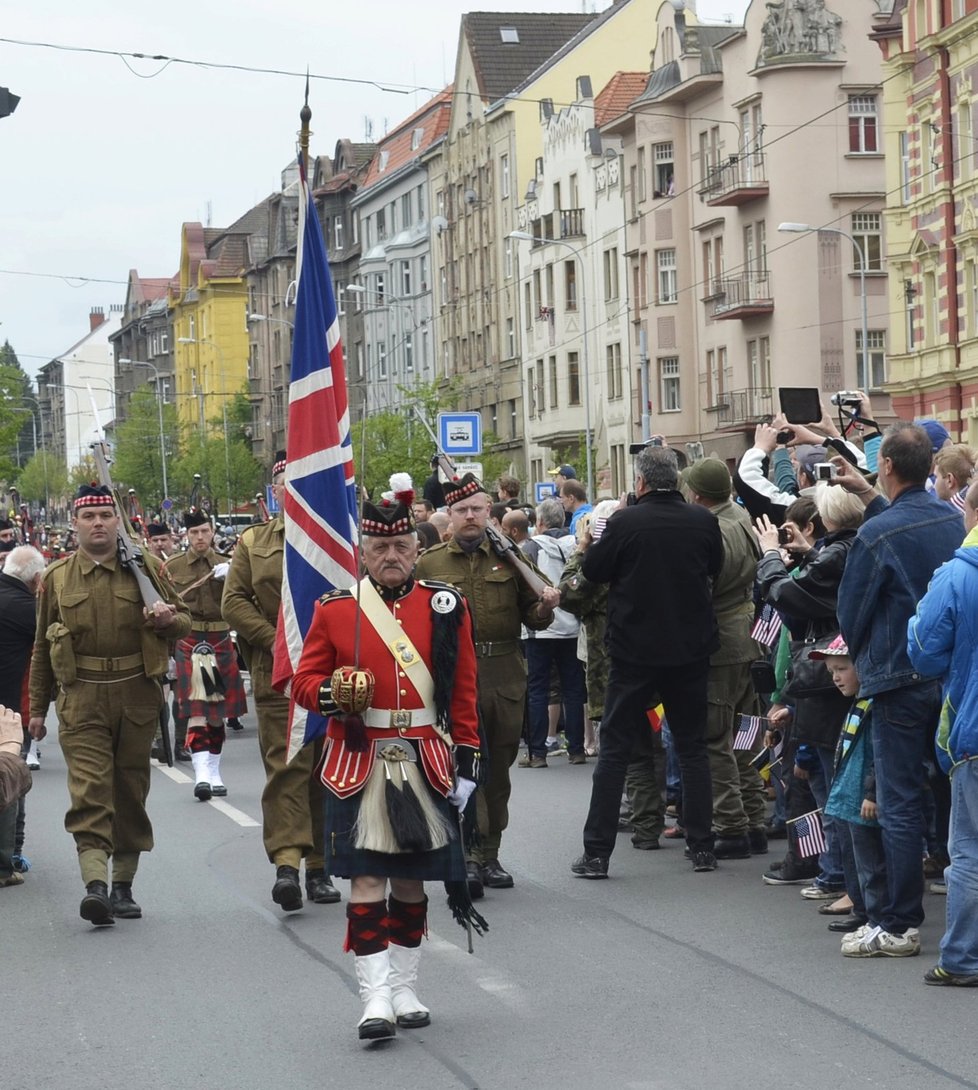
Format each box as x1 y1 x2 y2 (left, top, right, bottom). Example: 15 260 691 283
151 761 260 827
426 934 530 1013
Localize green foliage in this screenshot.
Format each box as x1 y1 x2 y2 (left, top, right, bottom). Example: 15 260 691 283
0 341 38 477
14 450 69 505
170 435 263 513
69 455 101 492
112 387 180 507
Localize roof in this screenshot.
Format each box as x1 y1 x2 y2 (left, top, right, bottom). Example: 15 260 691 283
594 71 649 127
462 11 596 101
633 24 738 103
361 87 453 191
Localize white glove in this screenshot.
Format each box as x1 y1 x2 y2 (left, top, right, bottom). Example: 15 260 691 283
212 562 230 580
447 777 477 810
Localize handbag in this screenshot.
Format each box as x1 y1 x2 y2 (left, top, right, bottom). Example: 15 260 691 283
781 625 839 700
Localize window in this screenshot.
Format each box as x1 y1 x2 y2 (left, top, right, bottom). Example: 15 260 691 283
958 100 973 181
856 330 886 389
657 249 677 304
500 25 519 43
378 150 389 172
536 361 545 413
659 357 680 412
401 260 412 297
376 208 386 240
607 342 623 400
565 261 578 311
411 127 424 151
532 269 542 313
610 444 626 495
924 270 939 344
525 282 533 329
848 95 879 153
900 131 912 204
378 343 388 379
851 213 882 272
629 164 638 218
569 173 579 208
352 213 359 246
653 142 674 196
568 352 581 405
404 333 414 373
401 193 412 226
922 119 935 194
638 253 648 309
506 318 516 359
545 264 554 307
419 254 428 290
748 336 771 392
500 154 510 198
707 348 726 407
604 248 619 300
638 146 647 203
968 258 978 338
504 238 513 280
549 356 558 407
509 399 517 439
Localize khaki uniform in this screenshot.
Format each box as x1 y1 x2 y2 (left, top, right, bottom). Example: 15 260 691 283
221 518 325 869
415 535 550 862
707 500 767 836
165 545 228 627
29 550 190 884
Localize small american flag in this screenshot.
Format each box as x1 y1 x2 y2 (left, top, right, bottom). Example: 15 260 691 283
733 714 765 751
751 603 783 647
790 811 827 859
273 150 359 762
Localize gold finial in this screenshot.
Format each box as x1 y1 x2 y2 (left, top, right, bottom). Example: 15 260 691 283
299 67 311 163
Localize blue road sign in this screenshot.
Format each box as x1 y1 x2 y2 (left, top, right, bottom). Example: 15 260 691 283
438 411 482 457
161 498 173 511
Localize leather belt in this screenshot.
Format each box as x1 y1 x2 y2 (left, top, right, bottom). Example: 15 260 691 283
192 622 230 634
75 652 144 673
474 640 519 657
363 708 436 729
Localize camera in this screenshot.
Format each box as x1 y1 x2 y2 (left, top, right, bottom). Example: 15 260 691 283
651 437 663 447
830 391 863 409
776 428 794 445
813 462 836 481
777 526 791 546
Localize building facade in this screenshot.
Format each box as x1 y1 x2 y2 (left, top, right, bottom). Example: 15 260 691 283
873 0 978 442
110 270 174 427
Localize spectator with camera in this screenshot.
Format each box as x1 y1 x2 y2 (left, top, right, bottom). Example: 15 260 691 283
833 421 963 957
754 484 867 898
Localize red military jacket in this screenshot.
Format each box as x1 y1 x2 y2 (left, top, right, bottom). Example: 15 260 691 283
292 577 480 798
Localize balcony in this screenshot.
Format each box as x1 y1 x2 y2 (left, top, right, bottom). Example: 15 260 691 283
698 154 769 206
711 273 774 320
531 208 586 245
716 387 773 428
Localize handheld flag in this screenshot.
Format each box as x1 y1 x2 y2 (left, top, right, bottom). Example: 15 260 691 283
733 714 765 751
789 810 827 859
272 144 359 761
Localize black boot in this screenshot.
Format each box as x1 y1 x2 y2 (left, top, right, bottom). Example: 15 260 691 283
80 881 114 926
109 882 142 919
305 869 342 904
272 865 303 912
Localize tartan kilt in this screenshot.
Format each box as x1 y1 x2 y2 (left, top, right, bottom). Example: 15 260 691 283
324 778 466 883
175 632 249 720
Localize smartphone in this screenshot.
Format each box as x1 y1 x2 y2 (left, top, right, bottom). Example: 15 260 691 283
778 387 821 425
777 526 791 546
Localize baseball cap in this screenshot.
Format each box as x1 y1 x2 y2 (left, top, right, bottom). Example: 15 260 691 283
809 635 850 660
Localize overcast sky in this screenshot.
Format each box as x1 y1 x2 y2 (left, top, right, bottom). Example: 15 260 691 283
0 0 749 382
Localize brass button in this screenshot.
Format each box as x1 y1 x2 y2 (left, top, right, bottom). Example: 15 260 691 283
399 688 407 696
399 670 405 677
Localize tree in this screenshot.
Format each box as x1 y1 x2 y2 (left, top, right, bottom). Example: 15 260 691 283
14 450 68 508
69 455 101 492
170 436 262 515
112 386 180 508
0 341 38 478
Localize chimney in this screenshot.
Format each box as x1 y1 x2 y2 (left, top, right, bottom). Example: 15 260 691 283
89 306 105 332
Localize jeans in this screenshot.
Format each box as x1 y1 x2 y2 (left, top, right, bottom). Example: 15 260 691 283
838 822 865 917
871 682 941 933
808 745 845 889
661 719 682 803
940 759 978 974
525 638 585 757
583 658 712 859
849 820 887 926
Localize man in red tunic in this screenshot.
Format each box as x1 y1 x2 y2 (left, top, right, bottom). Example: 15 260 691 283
292 479 483 1042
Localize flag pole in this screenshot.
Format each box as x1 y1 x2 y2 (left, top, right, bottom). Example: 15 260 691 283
299 67 311 169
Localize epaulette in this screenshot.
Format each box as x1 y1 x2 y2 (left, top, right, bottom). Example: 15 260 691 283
418 579 461 595
318 588 353 605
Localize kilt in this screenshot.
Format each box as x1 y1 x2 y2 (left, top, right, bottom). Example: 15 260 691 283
175 632 248 720
325 779 466 882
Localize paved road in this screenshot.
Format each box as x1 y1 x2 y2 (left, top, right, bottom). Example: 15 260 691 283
6 710 975 1090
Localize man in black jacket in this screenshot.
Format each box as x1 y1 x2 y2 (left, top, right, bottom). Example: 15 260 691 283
571 446 724 877
0 546 44 887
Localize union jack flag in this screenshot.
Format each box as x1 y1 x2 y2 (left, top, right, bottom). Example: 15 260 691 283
733 714 765 751
273 151 359 762
790 810 827 859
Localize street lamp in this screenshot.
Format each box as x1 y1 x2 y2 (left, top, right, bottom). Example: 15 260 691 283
509 230 594 500
178 337 233 521
778 222 869 392
119 358 169 503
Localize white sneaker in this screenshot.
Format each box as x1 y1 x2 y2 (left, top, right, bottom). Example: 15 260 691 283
26 745 40 771
800 883 841 900
847 926 921 959
840 923 876 954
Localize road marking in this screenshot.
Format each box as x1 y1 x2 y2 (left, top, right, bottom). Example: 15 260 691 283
151 761 260 827
426 934 530 1013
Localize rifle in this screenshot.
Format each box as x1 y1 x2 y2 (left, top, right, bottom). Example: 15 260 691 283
431 451 550 597
86 388 163 609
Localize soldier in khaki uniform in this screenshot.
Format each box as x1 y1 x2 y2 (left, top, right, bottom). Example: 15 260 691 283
685 458 767 859
165 510 247 800
28 485 190 925
221 454 340 911
414 473 559 896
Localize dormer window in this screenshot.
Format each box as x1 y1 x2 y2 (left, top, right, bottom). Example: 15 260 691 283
378 150 389 172
411 127 424 151
500 26 519 43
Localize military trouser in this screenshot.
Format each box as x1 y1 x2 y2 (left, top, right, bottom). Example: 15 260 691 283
56 673 161 884
257 694 325 870
625 726 667 843
472 652 526 863
706 661 767 837
0 799 17 878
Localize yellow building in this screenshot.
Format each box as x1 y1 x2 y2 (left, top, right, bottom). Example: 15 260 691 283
170 219 255 434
